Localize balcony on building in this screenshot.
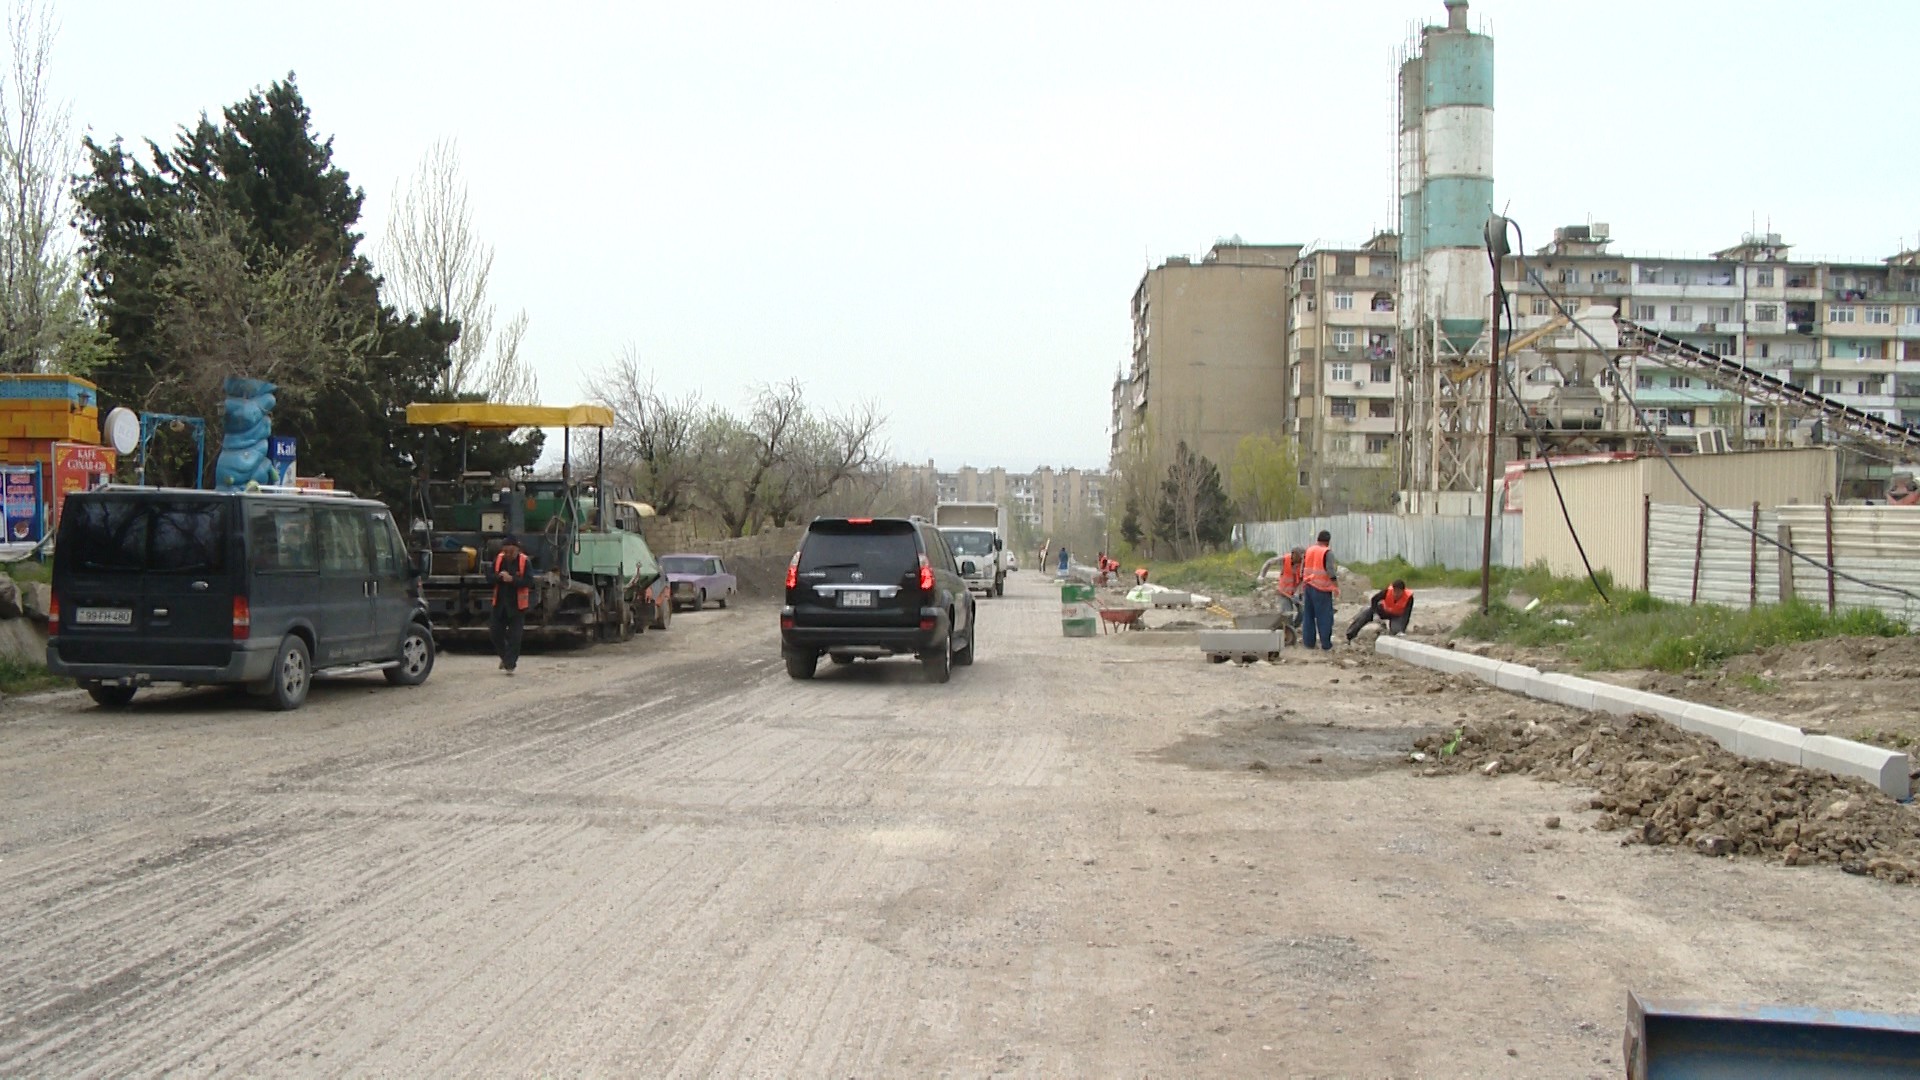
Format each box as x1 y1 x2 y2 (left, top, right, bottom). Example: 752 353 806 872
1631 265 1741 298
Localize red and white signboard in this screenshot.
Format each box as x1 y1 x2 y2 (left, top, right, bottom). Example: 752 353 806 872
51 442 115 532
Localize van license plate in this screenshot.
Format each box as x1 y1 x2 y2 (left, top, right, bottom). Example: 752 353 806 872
838 591 873 608
75 607 133 626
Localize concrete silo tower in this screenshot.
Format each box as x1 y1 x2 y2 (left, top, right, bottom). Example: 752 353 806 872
1397 0 1496 501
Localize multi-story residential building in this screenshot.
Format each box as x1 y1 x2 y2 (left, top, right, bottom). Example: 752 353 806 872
1503 225 1920 452
1110 242 1301 476
1286 233 1401 510
889 462 1107 538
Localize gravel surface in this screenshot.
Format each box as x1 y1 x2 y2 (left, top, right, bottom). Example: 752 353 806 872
2 576 1917 1077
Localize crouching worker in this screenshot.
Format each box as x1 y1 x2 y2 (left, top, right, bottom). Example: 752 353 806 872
1346 579 1414 643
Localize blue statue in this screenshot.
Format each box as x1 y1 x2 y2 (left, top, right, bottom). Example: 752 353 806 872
214 376 278 491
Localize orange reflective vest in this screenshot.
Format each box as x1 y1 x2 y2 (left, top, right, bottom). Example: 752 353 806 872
1379 586 1412 618
494 550 530 611
1275 553 1301 598
1302 544 1335 593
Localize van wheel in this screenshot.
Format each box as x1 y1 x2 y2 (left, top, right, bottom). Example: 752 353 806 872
652 596 672 630
785 651 818 680
993 576 1004 597
260 636 311 711
385 624 435 686
694 589 706 611
717 593 729 609
86 683 137 709
921 630 953 684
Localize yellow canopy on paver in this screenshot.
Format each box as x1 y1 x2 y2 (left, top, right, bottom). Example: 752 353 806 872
403 402 615 430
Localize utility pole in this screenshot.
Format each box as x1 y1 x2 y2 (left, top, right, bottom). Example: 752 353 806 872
1480 215 1509 615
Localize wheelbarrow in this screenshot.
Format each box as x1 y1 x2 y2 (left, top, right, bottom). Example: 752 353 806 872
1098 604 1147 633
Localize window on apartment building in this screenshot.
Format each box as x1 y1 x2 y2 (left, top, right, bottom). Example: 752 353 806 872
1558 268 1579 284
1671 375 1693 389
1669 304 1693 322
1298 470 1311 487
1369 259 1393 277
1819 378 1843 394
1635 373 1653 389
1330 435 1353 453
1707 305 1733 322
1370 291 1394 312
1754 268 1775 287
1830 339 1873 359
1593 269 1622 284
1709 340 1736 356
1369 399 1393 419
1330 361 1353 382
1633 304 1656 321
1366 435 1392 454
1829 305 1855 323
1667 408 1696 427
1748 409 1768 428
1371 363 1393 382
1785 342 1813 360
1300 263 1315 279
1531 297 1550 316
1857 380 1872 395
1908 306 1920 324
1564 299 1581 314
1866 305 1892 324
1335 255 1356 275
1756 343 1771 359
1333 330 1355 350
1330 398 1357 419
1333 291 1354 311
1753 303 1779 322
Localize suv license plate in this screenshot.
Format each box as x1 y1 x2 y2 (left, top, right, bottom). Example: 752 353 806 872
75 607 133 626
838 591 873 608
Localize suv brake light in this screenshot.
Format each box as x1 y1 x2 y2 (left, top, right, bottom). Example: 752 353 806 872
847 517 873 525
785 551 800 590
232 596 251 640
917 553 934 592
47 593 58 637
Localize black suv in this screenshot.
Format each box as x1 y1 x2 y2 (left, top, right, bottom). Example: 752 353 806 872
780 516 977 682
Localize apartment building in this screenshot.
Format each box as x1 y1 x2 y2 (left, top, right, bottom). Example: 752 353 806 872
1503 226 1920 449
1286 233 1401 511
1110 242 1301 476
894 462 1107 538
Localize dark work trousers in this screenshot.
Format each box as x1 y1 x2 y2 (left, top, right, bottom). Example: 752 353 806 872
1301 587 1336 650
490 601 525 670
1346 601 1412 641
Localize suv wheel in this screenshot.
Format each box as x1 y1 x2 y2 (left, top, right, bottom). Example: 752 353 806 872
920 629 953 684
785 650 818 680
261 635 311 711
385 623 436 686
86 683 137 709
953 614 976 666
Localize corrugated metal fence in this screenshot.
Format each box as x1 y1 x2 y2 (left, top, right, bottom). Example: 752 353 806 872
1646 501 1920 626
1646 503 1782 608
1239 513 1521 571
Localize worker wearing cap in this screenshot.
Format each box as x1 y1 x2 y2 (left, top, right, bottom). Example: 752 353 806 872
1346 579 1415 644
491 535 531 675
1299 530 1339 651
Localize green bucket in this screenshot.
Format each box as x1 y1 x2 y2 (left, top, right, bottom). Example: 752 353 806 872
1061 583 1096 637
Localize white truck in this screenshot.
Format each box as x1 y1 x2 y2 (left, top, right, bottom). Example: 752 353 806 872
933 502 1008 597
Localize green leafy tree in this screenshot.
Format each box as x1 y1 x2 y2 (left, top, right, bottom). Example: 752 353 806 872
72 75 527 501
1154 441 1231 558
1228 432 1310 523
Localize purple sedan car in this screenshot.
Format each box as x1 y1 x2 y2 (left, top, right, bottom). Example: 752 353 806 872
661 554 737 612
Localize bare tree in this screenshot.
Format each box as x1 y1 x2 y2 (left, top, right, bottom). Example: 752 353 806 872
764 399 887 526
150 206 371 417
379 138 536 402
588 344 702 518
0 2 83 373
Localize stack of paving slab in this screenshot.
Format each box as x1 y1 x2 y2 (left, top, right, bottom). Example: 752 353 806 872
1372 635 1910 799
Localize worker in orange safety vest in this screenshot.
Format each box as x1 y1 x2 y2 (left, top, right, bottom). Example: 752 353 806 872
491 535 531 675
1298 530 1339 651
1346 579 1415 643
1258 546 1308 646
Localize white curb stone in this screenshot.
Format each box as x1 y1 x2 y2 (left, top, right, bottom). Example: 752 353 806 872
1802 736 1911 800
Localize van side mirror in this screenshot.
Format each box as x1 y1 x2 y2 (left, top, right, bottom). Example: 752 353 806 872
993 538 1003 551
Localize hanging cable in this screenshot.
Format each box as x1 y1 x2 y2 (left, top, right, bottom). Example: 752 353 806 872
1520 258 1920 606
1485 216 1611 603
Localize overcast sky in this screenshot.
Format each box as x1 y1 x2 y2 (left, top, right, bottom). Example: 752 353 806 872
51 1 1920 471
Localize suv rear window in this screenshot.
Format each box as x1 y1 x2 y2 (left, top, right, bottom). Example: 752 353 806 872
799 521 918 580
61 498 229 574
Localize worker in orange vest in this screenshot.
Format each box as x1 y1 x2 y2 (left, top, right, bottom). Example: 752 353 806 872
491 535 532 675
1298 530 1339 651
1258 545 1307 646
1347 579 1415 643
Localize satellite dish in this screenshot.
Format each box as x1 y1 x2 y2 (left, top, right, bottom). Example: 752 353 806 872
105 407 139 455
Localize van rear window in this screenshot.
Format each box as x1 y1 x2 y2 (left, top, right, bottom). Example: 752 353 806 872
61 499 228 574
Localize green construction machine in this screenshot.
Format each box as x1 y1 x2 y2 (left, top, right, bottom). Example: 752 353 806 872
404 402 670 643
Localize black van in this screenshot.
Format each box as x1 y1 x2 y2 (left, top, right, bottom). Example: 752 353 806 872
46 486 435 710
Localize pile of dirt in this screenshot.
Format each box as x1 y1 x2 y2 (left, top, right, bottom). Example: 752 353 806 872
728 552 799 601
1721 635 1920 682
1410 710 1920 884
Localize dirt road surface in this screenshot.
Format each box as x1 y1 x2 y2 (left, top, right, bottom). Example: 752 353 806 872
3 573 1918 1077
